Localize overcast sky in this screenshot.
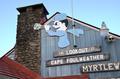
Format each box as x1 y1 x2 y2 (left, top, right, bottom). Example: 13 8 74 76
0 0 120 57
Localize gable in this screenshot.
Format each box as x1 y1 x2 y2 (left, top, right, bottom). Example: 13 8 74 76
41 12 120 78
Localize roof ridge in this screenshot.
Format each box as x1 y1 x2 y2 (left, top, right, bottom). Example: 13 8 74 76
44 12 120 38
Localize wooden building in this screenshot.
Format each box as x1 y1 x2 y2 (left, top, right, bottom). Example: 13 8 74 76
40 12 120 79
1 3 120 79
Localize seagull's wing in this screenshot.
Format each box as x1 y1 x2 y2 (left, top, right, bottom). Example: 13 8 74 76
67 28 84 37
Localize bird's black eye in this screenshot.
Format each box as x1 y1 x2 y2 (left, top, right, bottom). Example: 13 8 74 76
55 22 58 25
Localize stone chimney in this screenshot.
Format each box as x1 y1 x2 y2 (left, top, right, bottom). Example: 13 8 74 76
15 3 49 73
100 21 109 37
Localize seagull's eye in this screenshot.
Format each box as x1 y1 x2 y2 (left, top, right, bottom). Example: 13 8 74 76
55 22 58 25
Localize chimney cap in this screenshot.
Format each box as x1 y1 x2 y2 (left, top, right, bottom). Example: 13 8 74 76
17 3 49 15
101 21 109 30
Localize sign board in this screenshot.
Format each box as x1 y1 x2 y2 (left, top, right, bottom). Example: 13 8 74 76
54 46 101 57
46 54 109 67
81 62 120 73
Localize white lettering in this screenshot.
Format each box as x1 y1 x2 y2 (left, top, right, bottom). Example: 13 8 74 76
93 65 99 71
88 65 93 72
66 58 79 63
98 64 104 71
108 63 114 70
51 59 63 65
81 62 120 73
82 65 89 72
102 64 108 71
114 63 120 70
99 55 104 60
55 46 101 57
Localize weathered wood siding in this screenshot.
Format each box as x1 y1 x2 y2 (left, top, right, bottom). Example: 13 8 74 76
41 16 120 79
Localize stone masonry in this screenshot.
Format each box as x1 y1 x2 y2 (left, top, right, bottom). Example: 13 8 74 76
15 4 48 73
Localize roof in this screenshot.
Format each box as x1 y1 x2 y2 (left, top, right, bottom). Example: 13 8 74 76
17 3 49 15
44 12 120 39
0 46 41 79
0 56 41 79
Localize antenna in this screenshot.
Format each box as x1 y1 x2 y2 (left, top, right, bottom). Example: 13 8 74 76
71 0 77 48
